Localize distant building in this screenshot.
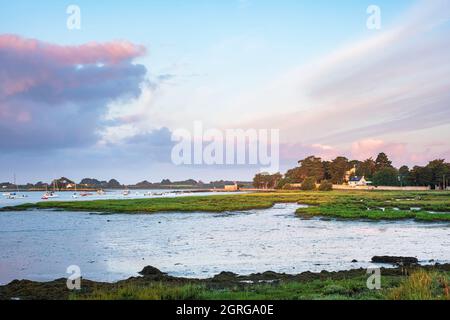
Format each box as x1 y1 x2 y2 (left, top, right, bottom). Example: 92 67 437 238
224 183 239 191
348 176 369 187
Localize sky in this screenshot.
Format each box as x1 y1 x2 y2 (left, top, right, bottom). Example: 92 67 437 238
0 0 449 184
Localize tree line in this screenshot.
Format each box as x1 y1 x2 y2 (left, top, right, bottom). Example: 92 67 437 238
253 153 450 190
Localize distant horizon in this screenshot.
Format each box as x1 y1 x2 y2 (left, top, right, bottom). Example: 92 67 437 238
1 0 450 183
2 152 447 186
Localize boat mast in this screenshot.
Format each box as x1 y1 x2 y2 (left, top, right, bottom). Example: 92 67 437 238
14 173 19 193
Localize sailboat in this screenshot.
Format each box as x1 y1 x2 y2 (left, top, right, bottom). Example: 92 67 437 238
72 183 78 199
2 190 13 197
4 174 26 199
42 180 60 200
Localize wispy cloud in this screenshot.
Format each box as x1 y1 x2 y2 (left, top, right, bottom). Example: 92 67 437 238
235 0 450 165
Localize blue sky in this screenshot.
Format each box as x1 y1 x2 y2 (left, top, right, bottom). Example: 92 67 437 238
1 1 411 71
1 0 449 184
0 0 413 90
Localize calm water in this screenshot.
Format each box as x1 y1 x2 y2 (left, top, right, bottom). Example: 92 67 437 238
0 190 230 208
0 203 449 284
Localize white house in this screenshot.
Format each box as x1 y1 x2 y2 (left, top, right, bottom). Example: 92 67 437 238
348 176 369 187
224 183 239 191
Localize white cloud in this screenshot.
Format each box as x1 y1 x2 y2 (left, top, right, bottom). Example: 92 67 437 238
231 0 450 154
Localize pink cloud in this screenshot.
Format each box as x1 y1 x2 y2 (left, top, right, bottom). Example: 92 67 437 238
0 34 146 66
280 142 340 164
0 34 147 99
351 139 413 162
0 34 148 150
16 111 31 123
279 138 443 169
350 139 437 167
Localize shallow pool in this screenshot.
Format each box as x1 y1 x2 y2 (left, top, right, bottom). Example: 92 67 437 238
0 203 449 284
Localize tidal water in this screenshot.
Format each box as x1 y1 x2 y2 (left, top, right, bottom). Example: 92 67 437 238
0 190 230 208
0 203 449 284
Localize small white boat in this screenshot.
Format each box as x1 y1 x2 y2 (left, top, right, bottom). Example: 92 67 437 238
42 180 60 200
42 192 59 200
123 190 130 196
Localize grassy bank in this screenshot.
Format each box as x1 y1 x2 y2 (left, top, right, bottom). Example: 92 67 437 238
1 193 306 213
2 265 448 300
295 191 450 222
2 190 450 222
72 270 449 300
71 275 395 300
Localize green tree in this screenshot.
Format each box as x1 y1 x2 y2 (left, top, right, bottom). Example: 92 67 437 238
276 177 293 190
253 173 282 189
284 167 304 183
297 156 324 183
349 160 361 169
300 177 317 191
322 161 332 181
398 166 411 186
329 157 350 184
372 167 399 186
426 159 449 189
356 158 376 180
375 152 393 171
318 180 333 191
410 166 432 187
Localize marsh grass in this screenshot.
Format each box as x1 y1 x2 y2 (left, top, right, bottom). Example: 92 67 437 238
3 190 450 222
71 276 404 300
71 283 204 300
68 270 450 300
295 191 450 222
388 270 450 300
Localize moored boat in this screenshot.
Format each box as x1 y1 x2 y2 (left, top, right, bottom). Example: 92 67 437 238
41 192 59 200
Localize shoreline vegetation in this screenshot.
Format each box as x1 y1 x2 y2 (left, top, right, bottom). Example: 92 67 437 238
0 177 253 192
2 190 450 222
2 190 449 300
1 263 449 300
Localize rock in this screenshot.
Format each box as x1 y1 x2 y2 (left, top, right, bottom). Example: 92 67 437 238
371 256 418 266
212 271 238 282
139 266 165 277
351 259 358 263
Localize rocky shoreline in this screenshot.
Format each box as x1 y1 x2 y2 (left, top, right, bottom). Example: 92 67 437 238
1 260 449 300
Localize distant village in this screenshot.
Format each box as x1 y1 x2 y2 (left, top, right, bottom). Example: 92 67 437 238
253 152 450 191
0 178 253 192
